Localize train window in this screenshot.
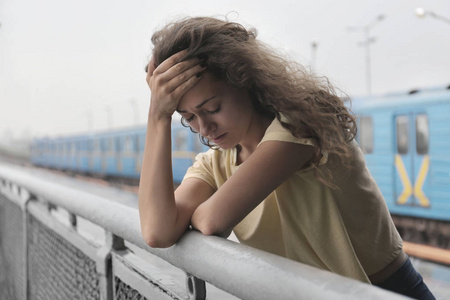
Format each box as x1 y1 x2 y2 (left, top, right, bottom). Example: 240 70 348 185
94 140 100 151
138 135 145 151
115 138 120 152
124 136 133 152
359 116 374 154
108 138 114 152
134 136 139 153
416 114 429 154
396 115 409 154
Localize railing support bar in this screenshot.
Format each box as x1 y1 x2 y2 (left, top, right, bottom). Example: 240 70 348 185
97 231 126 300
186 273 206 300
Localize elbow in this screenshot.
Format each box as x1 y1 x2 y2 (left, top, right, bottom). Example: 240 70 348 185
194 216 229 237
196 222 216 236
141 230 177 249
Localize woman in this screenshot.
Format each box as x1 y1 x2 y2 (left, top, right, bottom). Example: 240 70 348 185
138 16 434 299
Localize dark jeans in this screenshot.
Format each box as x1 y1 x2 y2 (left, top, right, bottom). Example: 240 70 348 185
375 256 435 300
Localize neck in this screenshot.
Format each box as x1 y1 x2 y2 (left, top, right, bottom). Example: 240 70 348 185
236 113 273 164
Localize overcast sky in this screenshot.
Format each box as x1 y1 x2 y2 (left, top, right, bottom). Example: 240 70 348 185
0 0 449 141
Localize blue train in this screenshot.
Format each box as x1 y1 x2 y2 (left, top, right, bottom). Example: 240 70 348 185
352 85 450 248
30 123 208 183
30 85 450 248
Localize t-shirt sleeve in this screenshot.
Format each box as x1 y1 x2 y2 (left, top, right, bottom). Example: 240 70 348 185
182 150 218 190
258 118 328 166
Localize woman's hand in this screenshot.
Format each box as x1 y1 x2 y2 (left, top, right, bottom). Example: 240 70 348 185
146 50 206 121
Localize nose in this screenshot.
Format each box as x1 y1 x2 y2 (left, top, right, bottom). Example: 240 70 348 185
197 116 216 138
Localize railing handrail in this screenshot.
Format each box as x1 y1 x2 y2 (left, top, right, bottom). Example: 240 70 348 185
0 164 409 300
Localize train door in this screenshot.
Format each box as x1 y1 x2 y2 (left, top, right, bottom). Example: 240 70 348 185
394 113 430 207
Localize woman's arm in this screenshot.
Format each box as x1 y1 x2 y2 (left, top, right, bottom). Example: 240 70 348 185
190 140 315 236
138 51 208 248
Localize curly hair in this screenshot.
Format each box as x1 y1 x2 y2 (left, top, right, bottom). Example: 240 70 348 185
149 16 357 187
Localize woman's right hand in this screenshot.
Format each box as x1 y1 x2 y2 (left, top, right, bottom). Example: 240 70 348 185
146 50 206 121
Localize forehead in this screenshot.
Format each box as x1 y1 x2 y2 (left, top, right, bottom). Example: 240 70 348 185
177 72 224 111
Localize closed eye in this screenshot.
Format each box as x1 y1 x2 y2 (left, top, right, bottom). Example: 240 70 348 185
185 115 195 123
184 105 220 123
207 105 221 114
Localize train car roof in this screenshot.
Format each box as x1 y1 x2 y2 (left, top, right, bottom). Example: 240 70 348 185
31 121 191 143
351 85 450 111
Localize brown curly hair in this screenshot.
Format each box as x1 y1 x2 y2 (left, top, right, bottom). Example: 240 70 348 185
149 16 357 187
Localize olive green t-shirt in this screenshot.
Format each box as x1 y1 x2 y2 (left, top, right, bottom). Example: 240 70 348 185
183 118 402 283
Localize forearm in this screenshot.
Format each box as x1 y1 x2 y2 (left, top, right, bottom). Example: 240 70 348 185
138 114 180 247
191 201 233 238
139 50 206 247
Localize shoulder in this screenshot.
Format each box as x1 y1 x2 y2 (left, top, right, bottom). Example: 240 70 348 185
183 147 236 190
258 117 328 167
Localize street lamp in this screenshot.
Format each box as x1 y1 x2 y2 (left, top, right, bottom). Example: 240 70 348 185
348 14 386 95
415 7 450 26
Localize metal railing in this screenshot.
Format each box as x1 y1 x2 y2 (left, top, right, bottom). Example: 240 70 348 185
0 164 409 300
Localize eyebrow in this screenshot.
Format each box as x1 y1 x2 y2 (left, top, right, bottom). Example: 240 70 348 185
176 95 218 113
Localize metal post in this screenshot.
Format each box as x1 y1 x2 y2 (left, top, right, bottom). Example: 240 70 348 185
364 27 371 95
97 231 125 300
186 273 206 300
310 41 318 71
86 109 93 132
129 97 139 126
348 14 385 95
105 106 113 130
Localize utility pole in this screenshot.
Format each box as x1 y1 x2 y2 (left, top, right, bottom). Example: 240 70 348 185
348 15 386 95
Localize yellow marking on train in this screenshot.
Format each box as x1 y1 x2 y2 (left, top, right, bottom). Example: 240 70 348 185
395 154 413 204
414 155 430 207
395 154 430 207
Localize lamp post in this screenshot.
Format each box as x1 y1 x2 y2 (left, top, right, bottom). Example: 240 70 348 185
129 97 139 126
85 109 93 132
415 7 450 26
348 14 386 95
104 106 113 130
310 41 318 71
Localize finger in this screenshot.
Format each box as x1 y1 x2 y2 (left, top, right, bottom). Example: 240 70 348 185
153 49 189 75
166 62 206 93
148 56 157 75
171 70 204 100
160 57 203 85
146 56 157 83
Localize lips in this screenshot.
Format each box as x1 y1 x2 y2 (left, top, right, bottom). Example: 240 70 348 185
211 133 227 144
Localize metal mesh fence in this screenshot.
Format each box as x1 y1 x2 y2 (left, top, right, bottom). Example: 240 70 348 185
114 276 149 300
0 193 26 300
27 214 101 300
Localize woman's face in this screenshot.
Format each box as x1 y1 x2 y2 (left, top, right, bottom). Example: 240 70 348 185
176 72 257 149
